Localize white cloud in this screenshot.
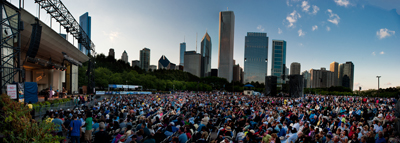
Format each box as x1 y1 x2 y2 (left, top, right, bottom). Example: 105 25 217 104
286 10 301 28
327 9 340 25
103 31 120 41
376 28 395 39
312 25 318 31
278 28 283 34
334 0 351 7
286 0 291 6
372 52 376 56
326 26 331 31
301 1 310 12
385 82 392 86
312 5 320 15
298 29 306 37
299 43 303 46
257 25 265 32
380 51 384 55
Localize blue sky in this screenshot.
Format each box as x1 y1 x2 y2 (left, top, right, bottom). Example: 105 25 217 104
15 0 400 90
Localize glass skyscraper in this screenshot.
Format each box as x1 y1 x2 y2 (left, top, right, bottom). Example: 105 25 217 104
79 12 91 55
201 32 211 77
179 42 186 66
140 48 151 71
218 11 235 82
271 40 287 84
243 32 268 84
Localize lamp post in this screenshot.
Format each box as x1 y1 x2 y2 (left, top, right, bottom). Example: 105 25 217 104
376 76 381 96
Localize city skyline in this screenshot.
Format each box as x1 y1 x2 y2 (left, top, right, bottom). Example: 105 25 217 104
15 0 400 90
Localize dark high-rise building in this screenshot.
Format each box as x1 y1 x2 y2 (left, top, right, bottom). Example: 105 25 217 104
218 11 235 82
233 64 242 82
243 32 268 84
339 61 354 90
158 55 170 69
201 32 212 77
79 12 91 55
180 42 186 66
108 48 115 59
140 48 150 71
271 40 287 84
211 69 218 77
290 62 301 75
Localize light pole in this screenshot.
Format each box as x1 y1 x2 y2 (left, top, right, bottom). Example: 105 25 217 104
376 76 381 96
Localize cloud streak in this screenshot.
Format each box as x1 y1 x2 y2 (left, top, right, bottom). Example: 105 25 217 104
257 25 265 32
312 25 318 31
301 1 310 12
286 10 301 28
298 29 306 37
380 51 384 55
334 0 351 7
372 52 376 56
327 9 340 25
278 28 283 34
312 5 320 15
376 28 395 39
326 26 331 31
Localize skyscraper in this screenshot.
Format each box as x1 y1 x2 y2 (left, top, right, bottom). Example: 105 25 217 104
184 51 201 77
271 40 287 84
290 62 301 75
158 55 172 70
302 70 311 88
180 42 186 66
310 68 335 88
233 64 243 82
330 61 339 86
342 61 354 90
132 60 140 68
218 11 235 82
201 32 212 77
140 48 151 71
243 32 268 84
121 50 128 64
108 48 115 59
79 12 91 55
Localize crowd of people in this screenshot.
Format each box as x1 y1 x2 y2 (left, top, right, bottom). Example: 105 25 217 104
39 93 400 143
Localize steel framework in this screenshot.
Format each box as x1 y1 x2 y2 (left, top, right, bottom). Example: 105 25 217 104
0 1 22 93
34 0 95 53
35 0 96 94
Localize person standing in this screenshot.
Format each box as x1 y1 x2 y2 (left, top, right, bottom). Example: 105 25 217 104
70 114 82 143
83 112 93 143
52 113 66 143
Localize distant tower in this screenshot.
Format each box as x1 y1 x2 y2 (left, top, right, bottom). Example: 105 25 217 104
121 50 128 64
218 11 235 82
200 32 212 77
330 61 339 86
140 48 151 71
243 32 268 84
79 12 91 55
290 62 301 75
271 40 287 84
180 42 186 66
108 48 115 59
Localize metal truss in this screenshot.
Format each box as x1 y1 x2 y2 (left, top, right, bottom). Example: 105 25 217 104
0 1 21 93
35 0 95 53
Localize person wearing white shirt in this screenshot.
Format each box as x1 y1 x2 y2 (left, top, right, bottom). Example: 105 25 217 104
286 129 298 143
292 120 300 132
373 122 383 133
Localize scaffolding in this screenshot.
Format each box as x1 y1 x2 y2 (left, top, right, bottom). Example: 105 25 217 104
0 1 22 93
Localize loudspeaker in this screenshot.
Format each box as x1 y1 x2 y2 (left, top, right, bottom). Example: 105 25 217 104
289 75 304 98
26 23 42 58
265 76 277 96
